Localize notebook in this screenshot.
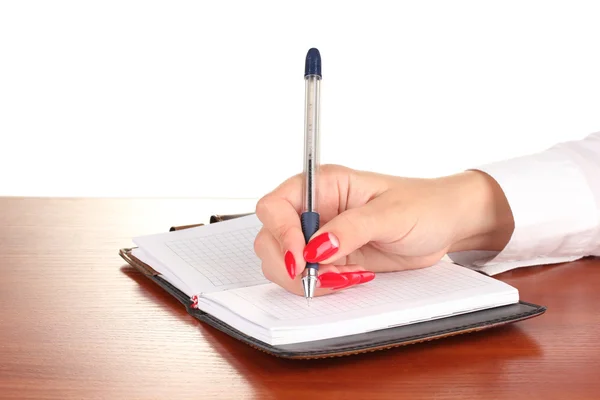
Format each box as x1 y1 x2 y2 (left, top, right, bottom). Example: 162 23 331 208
119 212 546 359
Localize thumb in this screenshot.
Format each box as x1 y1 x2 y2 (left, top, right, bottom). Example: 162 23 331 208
303 201 383 264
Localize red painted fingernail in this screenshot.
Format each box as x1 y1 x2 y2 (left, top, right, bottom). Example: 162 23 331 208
333 272 363 290
332 271 375 290
303 232 340 262
284 251 295 279
317 272 348 288
358 271 375 283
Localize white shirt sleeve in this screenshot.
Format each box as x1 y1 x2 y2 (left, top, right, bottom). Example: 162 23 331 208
448 131 600 275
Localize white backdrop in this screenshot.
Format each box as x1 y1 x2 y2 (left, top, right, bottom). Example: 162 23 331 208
1 1 599 198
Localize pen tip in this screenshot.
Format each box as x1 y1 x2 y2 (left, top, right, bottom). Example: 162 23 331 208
305 48 322 78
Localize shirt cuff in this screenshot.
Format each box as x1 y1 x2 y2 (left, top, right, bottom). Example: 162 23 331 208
448 147 598 275
447 251 582 275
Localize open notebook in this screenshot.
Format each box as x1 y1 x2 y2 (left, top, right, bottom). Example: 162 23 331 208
121 213 545 357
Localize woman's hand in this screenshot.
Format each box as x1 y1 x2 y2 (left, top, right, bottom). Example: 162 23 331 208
254 164 514 296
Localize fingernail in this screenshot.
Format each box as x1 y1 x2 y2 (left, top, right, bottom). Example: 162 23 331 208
333 271 375 290
333 272 363 290
358 271 375 284
303 232 340 263
284 251 296 279
317 272 348 288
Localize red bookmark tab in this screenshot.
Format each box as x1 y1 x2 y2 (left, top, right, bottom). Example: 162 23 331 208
190 295 199 309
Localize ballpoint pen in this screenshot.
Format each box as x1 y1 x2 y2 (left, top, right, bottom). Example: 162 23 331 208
301 48 322 305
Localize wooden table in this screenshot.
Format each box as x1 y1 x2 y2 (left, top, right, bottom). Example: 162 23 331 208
1 198 599 399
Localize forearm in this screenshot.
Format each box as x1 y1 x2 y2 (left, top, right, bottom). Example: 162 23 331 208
448 170 515 253
446 131 600 274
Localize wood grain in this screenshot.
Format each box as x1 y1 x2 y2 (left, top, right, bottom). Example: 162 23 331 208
1 197 599 399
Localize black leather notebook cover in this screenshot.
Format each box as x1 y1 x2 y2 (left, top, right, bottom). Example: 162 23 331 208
119 212 546 360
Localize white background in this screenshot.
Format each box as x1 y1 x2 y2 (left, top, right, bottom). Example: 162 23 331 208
1 1 599 198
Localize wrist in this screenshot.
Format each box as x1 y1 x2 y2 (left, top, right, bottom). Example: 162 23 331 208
447 170 515 253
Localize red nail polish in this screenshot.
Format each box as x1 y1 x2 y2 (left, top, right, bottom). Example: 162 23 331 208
358 271 375 284
318 272 348 288
303 232 340 263
334 272 363 290
284 251 295 279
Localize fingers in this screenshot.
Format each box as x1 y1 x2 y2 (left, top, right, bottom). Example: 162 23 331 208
254 227 297 286
317 264 376 291
255 166 348 278
255 193 306 279
303 199 384 265
254 227 376 296
254 165 392 293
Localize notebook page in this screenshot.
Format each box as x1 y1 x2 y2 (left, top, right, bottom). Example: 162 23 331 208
204 261 519 345
131 247 194 296
132 214 269 294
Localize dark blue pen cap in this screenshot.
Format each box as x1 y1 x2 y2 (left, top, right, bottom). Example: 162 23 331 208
304 48 322 78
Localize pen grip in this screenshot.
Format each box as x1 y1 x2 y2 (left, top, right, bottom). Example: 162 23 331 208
301 211 320 270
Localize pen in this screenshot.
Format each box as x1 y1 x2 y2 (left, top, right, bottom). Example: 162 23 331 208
301 48 322 305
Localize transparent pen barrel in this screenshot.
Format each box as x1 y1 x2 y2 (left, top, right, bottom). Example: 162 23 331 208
303 75 320 213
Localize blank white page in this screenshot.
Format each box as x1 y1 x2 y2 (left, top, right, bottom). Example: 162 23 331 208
132 214 270 294
204 261 519 345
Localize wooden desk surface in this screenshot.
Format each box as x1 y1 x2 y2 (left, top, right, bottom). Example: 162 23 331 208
1 197 599 400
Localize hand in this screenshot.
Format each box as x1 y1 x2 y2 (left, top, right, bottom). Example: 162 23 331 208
254 164 514 296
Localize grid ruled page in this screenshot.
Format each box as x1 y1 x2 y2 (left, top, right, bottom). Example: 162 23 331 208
225 262 494 320
163 225 265 288
205 260 518 331
133 214 270 294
